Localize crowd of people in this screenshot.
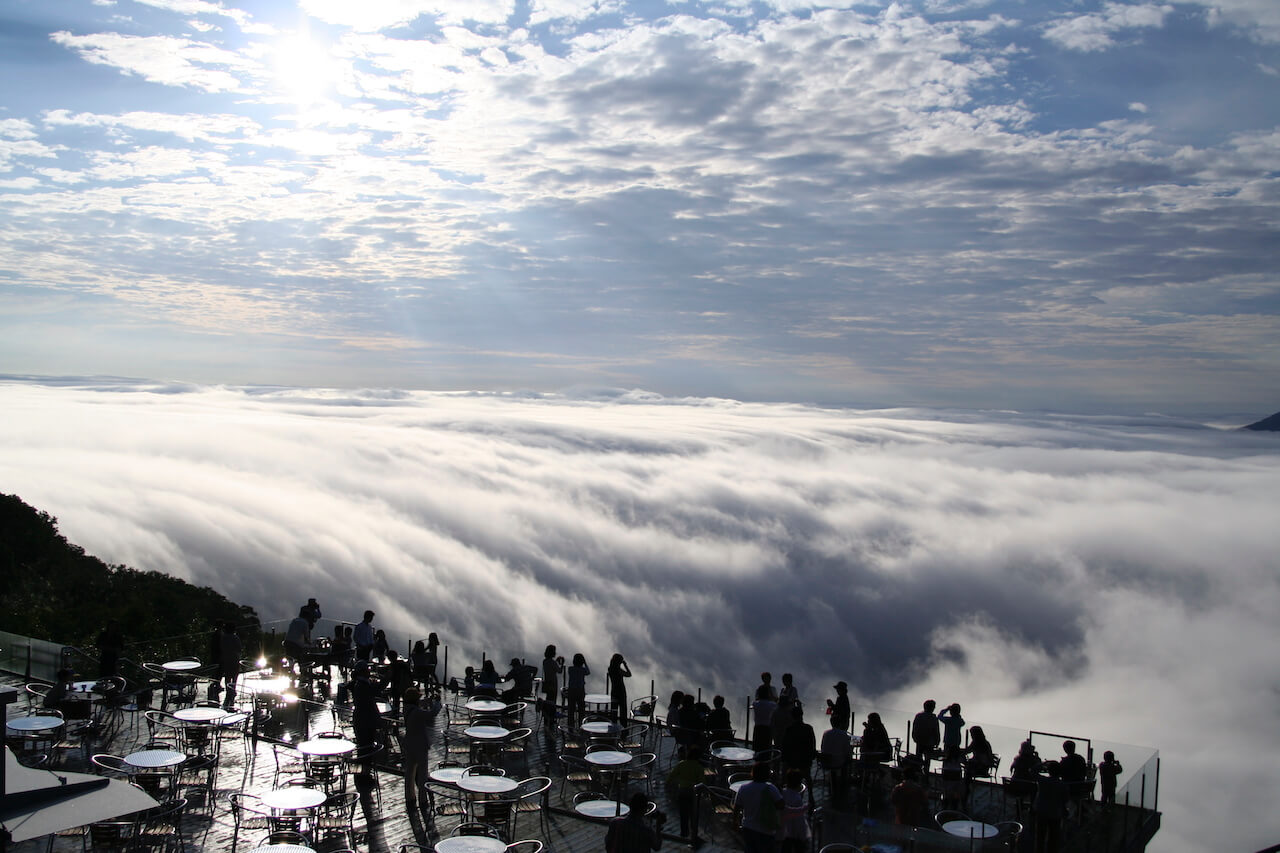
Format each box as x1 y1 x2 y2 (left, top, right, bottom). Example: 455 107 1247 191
83 603 1115 853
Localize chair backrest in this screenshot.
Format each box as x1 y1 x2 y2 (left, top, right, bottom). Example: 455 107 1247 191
91 753 131 775
516 776 553 801
464 765 507 777
507 841 543 853
452 822 502 838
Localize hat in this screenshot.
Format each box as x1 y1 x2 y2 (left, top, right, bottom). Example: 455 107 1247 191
834 681 848 690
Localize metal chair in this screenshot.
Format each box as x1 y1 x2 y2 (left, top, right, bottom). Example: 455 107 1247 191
228 793 272 853
512 776 552 840
133 796 187 852
315 790 360 848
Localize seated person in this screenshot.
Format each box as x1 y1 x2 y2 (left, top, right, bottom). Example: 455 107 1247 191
706 694 732 739
44 669 92 719
963 725 995 779
859 712 893 764
1011 740 1043 780
473 660 500 697
890 768 929 826
1058 740 1089 783
502 658 537 700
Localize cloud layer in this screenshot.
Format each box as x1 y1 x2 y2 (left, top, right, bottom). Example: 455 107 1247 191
0 0 1277 412
1 377 1277 851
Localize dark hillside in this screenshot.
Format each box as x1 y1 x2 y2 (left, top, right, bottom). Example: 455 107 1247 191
0 492 259 659
1242 410 1280 431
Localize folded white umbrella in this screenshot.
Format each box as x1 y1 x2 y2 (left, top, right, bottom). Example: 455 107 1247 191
2 746 158 843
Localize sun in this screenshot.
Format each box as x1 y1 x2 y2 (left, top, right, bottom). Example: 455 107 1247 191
271 35 342 107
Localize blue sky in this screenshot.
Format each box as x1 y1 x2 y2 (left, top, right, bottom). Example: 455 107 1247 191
1 0 1278 415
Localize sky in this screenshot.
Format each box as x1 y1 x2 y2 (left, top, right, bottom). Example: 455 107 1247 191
2 377 1279 851
1 0 1278 415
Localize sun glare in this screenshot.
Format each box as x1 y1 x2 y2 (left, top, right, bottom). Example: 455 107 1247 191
272 35 341 106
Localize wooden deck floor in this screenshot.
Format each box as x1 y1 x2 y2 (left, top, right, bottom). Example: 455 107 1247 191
4 673 1152 853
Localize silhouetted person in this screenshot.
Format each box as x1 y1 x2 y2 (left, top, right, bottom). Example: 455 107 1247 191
565 653 590 728
283 606 312 665
666 746 704 837
97 620 123 679
1058 740 1088 783
938 702 964 752
891 768 929 826
751 684 777 750
826 681 850 732
1034 764 1069 853
385 649 412 716
608 653 631 723
504 656 537 701
301 597 322 630
1011 739 1043 780
860 712 892 764
218 621 242 709
350 660 382 748
353 610 375 661
1098 750 1123 805
605 791 664 853
780 704 816 784
734 762 783 853
707 694 732 740
912 699 940 759
778 767 811 853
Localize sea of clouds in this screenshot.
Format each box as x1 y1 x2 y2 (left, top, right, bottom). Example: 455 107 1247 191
1 378 1277 851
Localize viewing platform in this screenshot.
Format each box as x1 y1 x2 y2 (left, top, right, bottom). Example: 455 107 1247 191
2 626 1161 853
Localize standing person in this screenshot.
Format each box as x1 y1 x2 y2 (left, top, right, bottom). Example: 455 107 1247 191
912 699 941 762
1098 751 1123 806
97 620 124 679
734 762 783 853
284 607 312 666
350 661 382 749
826 682 850 733
751 685 777 751
1033 765 1069 853
401 686 442 813
371 629 389 664
757 673 778 702
423 632 440 685
353 611 376 661
938 703 965 753
410 640 431 686
542 645 563 727
780 704 816 789
385 649 413 716
605 791 665 853
667 746 704 838
218 621 242 710
607 653 631 724
778 673 798 704
565 653 590 729
778 768 811 853
301 598 322 631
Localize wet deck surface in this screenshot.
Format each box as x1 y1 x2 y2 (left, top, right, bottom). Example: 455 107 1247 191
4 671 1151 853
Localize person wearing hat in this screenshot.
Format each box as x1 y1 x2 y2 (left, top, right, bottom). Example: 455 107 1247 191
826 682 850 732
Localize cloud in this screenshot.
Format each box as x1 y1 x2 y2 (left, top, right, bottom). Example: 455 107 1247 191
0 378 1277 851
50 31 254 93
1043 3 1172 52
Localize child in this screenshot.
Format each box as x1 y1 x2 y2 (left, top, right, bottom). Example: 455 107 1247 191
1099 750 1123 805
